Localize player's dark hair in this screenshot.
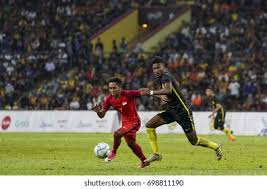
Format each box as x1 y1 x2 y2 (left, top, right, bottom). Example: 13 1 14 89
151 56 166 66
108 77 122 87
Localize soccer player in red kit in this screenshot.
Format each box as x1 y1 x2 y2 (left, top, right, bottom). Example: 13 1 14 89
92 77 149 168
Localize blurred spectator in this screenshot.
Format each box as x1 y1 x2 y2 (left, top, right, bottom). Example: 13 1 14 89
95 38 104 57
228 79 240 99
119 37 128 53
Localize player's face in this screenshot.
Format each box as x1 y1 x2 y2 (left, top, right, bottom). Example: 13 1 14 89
109 82 121 97
205 89 213 97
152 63 165 78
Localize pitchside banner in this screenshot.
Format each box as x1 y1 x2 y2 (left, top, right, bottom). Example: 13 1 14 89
0 111 119 133
138 111 267 136
0 111 266 135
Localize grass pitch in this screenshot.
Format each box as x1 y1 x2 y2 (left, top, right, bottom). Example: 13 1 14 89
0 133 266 175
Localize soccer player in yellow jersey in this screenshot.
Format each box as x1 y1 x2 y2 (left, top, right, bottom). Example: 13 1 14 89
205 88 236 142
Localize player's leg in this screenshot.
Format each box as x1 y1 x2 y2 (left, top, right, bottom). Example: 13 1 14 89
105 128 123 162
186 130 222 160
179 112 222 160
124 133 149 168
112 129 123 154
215 114 235 141
145 112 172 163
124 134 145 161
123 122 146 162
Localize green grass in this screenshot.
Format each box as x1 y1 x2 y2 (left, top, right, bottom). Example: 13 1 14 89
0 133 266 175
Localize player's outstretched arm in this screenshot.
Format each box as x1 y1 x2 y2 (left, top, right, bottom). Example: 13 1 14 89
91 104 106 118
139 88 168 101
140 82 172 96
139 88 151 96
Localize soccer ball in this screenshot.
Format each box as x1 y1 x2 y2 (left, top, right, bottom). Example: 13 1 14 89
94 142 111 159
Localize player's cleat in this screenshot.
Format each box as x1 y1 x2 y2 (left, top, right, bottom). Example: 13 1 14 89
228 135 236 142
144 153 162 163
138 161 150 168
104 151 116 162
215 144 223 161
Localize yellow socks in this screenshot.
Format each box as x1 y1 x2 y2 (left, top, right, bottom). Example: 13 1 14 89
146 128 220 153
146 128 160 154
223 128 236 141
196 137 218 150
223 128 231 137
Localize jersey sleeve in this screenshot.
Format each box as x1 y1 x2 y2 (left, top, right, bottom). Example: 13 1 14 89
161 74 172 84
125 90 141 98
102 96 111 112
212 96 220 107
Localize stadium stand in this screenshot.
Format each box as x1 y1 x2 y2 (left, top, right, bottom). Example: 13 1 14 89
0 0 266 111
0 0 150 109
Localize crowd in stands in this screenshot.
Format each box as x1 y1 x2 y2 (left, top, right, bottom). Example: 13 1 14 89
0 0 150 109
153 0 267 111
0 0 266 111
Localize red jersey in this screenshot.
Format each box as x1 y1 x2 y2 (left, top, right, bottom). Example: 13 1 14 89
102 90 141 125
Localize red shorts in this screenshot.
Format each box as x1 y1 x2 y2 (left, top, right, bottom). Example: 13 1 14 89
118 120 141 142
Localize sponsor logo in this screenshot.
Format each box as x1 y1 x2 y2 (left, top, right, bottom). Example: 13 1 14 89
57 120 68 128
14 120 30 128
76 121 92 128
209 117 215 131
225 117 232 130
40 121 54 128
96 119 107 128
1 116 11 130
259 118 267 136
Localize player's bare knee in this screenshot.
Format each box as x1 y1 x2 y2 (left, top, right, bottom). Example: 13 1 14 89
145 122 152 128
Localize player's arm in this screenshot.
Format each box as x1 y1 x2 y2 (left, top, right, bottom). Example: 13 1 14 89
208 103 222 118
140 82 172 96
151 82 172 95
91 104 107 118
139 89 169 104
127 90 142 97
127 89 164 97
92 97 110 118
